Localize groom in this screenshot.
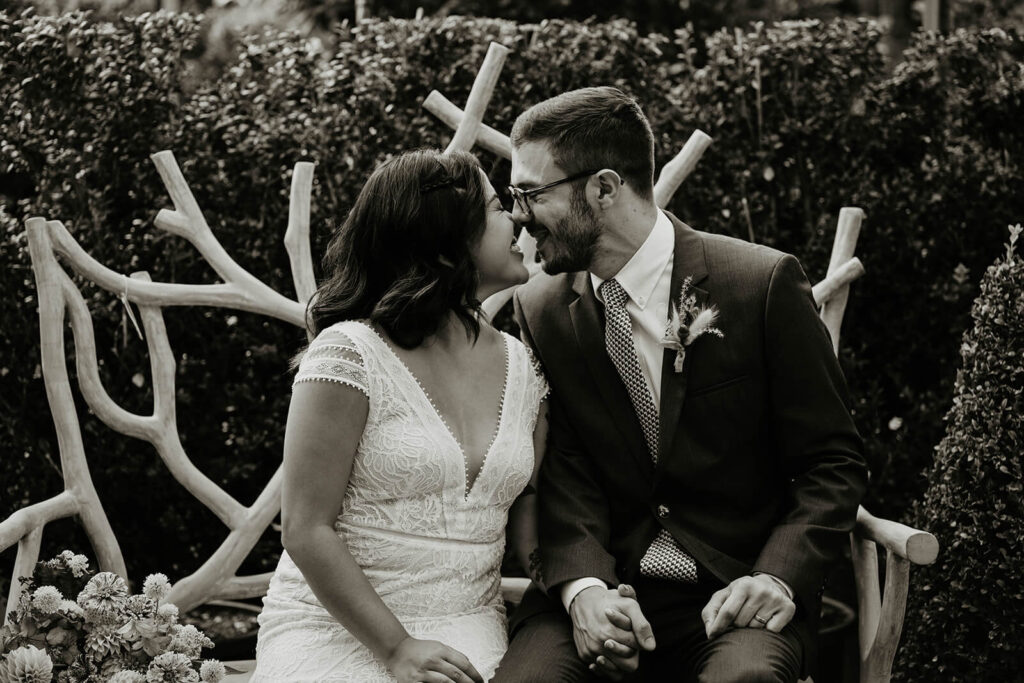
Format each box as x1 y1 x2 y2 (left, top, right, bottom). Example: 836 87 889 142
495 87 868 682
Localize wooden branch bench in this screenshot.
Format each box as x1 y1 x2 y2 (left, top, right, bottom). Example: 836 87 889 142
1 42 937 683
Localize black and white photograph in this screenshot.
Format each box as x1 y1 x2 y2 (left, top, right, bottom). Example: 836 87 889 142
1 0 1021 681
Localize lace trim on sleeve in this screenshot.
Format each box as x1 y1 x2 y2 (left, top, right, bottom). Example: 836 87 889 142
294 330 368 396
522 342 550 402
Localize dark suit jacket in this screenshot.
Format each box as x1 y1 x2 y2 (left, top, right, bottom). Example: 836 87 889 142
512 214 868 665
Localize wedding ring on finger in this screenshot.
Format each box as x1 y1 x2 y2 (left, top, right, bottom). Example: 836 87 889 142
753 613 771 626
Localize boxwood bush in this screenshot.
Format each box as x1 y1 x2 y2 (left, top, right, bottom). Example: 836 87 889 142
894 225 1024 681
1 9 1021 615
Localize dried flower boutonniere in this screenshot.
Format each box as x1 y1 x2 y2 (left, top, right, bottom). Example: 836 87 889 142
660 276 724 372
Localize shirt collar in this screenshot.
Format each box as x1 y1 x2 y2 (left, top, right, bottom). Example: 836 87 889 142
592 210 674 310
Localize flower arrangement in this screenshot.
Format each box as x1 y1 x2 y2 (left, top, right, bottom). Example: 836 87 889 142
0 552 225 683
660 276 724 372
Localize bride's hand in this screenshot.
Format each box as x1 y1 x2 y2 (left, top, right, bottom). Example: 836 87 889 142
386 636 485 683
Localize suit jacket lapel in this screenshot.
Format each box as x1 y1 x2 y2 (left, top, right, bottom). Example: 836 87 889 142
569 272 655 481
657 215 709 464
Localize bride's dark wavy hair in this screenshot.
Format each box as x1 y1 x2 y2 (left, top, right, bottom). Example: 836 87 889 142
306 149 487 348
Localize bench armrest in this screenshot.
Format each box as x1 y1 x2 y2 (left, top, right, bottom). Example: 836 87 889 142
854 505 939 566
851 505 940 682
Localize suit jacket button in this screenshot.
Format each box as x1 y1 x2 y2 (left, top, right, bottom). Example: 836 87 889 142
657 505 670 518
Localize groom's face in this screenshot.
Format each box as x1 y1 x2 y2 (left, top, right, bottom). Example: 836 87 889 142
510 141 601 275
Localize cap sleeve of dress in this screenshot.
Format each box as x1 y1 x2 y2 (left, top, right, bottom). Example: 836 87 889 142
522 341 550 404
293 324 369 397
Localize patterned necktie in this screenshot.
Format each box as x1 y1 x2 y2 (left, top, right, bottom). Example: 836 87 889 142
600 278 698 584
599 278 660 460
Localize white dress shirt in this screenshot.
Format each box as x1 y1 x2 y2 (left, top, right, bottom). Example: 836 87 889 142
589 210 675 408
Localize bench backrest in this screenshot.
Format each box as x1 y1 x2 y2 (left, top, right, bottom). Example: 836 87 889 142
3 148 314 616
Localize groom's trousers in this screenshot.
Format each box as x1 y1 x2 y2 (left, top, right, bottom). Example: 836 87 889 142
492 571 803 683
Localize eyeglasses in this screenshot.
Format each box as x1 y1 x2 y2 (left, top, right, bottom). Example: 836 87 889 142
507 169 599 217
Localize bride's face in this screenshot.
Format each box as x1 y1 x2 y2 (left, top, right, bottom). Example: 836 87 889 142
471 169 529 300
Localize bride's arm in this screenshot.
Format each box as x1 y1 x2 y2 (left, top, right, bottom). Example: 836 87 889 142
508 400 549 587
281 380 483 683
280 380 399 652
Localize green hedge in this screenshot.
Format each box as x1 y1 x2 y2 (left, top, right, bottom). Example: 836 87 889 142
894 225 1024 681
1 10 1021 614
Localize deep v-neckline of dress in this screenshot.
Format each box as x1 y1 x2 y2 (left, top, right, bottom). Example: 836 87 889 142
363 322 512 500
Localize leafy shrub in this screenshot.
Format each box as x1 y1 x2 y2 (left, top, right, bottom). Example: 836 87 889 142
894 225 1024 681
953 0 1024 32
1 11 1022 596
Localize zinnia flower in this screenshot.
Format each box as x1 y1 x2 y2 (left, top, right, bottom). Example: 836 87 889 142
107 671 147 683
125 594 156 619
67 553 90 577
58 599 84 619
84 623 128 664
156 603 179 624
31 585 63 614
143 574 172 602
199 660 226 683
0 646 54 683
146 652 199 683
168 624 214 659
77 571 129 624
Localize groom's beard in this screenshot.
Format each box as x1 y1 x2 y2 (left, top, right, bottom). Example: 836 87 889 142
537 188 601 275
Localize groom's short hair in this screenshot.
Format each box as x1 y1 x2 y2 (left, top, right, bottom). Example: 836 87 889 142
511 87 655 200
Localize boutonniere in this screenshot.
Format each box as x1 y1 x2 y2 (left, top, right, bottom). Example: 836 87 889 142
660 276 724 373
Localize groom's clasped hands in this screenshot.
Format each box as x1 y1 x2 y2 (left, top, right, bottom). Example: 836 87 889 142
568 584 656 680
572 575 797 680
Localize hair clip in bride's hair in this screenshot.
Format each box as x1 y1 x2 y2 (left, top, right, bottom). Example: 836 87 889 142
420 176 456 194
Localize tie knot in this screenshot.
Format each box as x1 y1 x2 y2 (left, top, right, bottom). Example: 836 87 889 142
600 278 629 309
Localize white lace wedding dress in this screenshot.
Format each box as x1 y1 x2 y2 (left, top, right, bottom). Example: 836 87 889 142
251 320 548 682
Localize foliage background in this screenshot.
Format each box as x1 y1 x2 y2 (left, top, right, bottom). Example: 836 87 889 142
896 226 1023 682
0 10 1022 676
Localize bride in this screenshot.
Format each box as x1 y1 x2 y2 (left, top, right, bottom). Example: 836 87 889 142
251 149 547 682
